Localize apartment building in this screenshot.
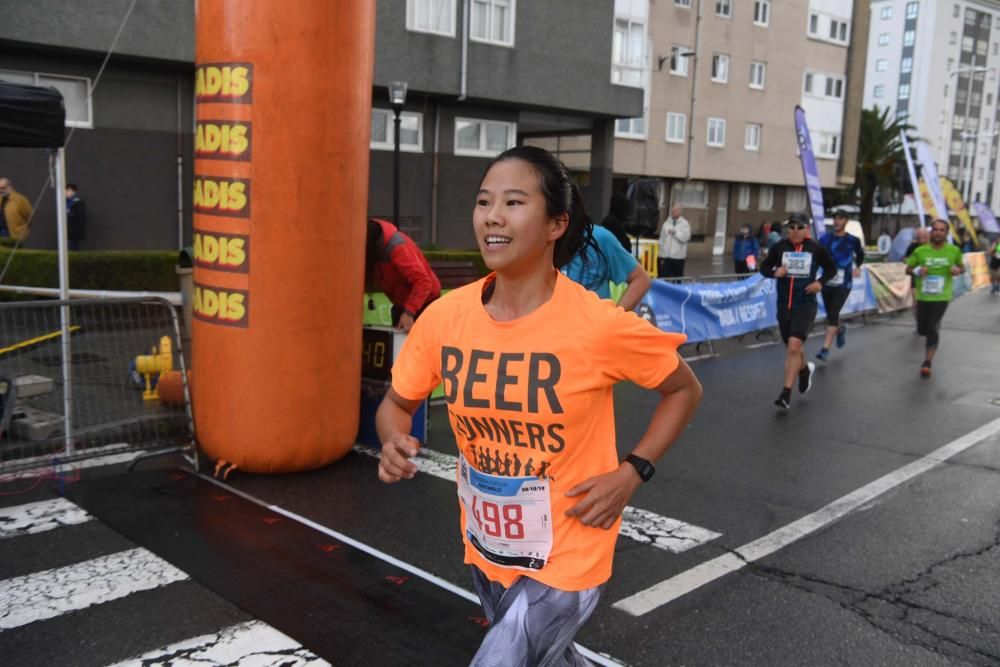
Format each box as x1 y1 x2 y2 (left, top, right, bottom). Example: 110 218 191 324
542 0 861 258
0 0 641 250
864 0 1000 210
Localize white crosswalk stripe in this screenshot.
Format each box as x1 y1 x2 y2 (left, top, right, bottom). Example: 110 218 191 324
0 498 330 664
354 444 721 553
106 620 330 667
0 497 92 539
0 547 187 631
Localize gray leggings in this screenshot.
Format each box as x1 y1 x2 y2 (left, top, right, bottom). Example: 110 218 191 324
469 566 602 667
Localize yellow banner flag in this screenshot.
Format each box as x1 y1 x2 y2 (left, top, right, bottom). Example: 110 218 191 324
916 177 980 247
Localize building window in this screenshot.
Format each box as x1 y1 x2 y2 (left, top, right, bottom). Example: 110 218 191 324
898 83 910 99
707 117 726 147
612 15 647 87
879 33 890 46
470 0 515 46
753 0 770 26
873 84 885 98
745 123 762 151
816 133 840 158
370 109 423 151
978 167 985 179
903 30 915 46
750 61 766 89
711 54 729 83
804 72 814 94
825 75 845 99
616 115 647 139
455 118 516 156
950 31 957 45
994 43 999 55
0 69 92 127
829 19 849 44
953 4 960 18
716 0 732 17
907 2 919 19
666 112 686 143
901 57 912 73
670 45 690 76
786 187 807 211
759 185 774 210
672 181 708 208
988 93 994 105
737 185 751 209
675 0 692 7
962 35 974 50
809 14 819 35
876 59 888 72
881 6 893 19
406 0 456 36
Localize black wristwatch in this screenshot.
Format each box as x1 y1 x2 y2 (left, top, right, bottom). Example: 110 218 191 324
624 454 655 482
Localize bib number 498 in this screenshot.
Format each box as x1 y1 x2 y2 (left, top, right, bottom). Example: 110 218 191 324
473 495 525 539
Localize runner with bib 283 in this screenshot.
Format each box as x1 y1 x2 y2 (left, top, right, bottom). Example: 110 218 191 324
376 146 703 667
760 212 837 411
905 219 965 378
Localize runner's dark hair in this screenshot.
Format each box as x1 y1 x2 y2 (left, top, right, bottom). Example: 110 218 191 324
483 145 603 270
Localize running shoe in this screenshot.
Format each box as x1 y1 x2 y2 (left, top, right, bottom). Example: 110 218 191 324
920 361 931 378
774 390 791 410
798 362 815 394
815 348 829 362
836 325 847 349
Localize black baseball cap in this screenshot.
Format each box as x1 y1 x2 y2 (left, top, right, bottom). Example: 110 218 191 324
832 208 850 219
786 212 809 227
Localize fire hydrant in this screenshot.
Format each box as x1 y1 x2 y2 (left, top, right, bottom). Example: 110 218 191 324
135 336 173 401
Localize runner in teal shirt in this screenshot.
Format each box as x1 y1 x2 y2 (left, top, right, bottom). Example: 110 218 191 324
905 219 965 377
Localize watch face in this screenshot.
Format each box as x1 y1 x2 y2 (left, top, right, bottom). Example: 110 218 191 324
628 455 654 481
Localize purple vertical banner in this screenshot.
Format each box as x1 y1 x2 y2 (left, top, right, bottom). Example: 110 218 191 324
794 106 826 239
972 201 1000 234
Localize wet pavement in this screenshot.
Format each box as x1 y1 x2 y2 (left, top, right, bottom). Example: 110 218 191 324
1 288 998 666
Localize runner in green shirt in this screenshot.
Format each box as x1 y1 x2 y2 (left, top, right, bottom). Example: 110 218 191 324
905 219 965 378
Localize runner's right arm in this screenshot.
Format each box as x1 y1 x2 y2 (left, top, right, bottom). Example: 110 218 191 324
759 241 785 278
376 387 425 483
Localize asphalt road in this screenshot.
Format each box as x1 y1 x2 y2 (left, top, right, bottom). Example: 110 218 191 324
1 287 998 666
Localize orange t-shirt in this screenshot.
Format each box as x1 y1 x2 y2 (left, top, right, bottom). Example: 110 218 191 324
391 272 685 591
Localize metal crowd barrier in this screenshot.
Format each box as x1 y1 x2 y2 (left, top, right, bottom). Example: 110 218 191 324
0 298 194 474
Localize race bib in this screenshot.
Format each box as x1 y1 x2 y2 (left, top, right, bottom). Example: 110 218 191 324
922 275 945 295
826 268 845 287
458 457 553 571
782 252 812 278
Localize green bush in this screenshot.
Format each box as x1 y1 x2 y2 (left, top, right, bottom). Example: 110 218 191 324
0 247 489 293
422 249 489 277
0 249 180 291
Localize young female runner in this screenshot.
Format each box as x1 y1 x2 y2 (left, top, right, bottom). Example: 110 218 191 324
377 146 702 666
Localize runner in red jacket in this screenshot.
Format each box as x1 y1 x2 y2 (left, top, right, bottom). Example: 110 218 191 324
366 218 441 331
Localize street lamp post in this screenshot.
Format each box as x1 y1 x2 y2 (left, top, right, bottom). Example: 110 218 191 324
388 81 408 228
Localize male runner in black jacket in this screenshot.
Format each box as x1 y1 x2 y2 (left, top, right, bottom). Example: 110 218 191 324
760 212 837 410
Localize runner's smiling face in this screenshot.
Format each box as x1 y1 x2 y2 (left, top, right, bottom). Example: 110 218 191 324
474 159 568 275
833 215 848 233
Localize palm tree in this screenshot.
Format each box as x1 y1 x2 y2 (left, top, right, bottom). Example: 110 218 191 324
853 106 916 240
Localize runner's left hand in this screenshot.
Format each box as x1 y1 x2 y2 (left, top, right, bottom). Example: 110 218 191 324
853 268 862 278
805 280 822 295
564 466 642 529
950 265 963 276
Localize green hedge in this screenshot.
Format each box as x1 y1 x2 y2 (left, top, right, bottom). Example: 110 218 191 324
0 247 489 292
0 249 181 291
422 249 490 277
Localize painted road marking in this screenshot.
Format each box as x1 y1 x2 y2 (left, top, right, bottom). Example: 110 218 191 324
0 497 91 540
0 547 187 630
198 472 629 667
107 620 329 667
353 445 720 554
613 415 1000 616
